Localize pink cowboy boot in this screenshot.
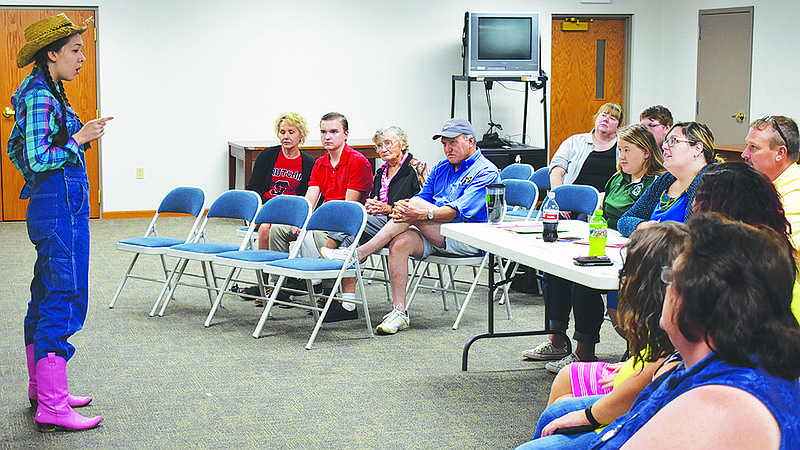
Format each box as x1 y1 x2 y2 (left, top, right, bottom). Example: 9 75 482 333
34 353 102 432
26 344 91 407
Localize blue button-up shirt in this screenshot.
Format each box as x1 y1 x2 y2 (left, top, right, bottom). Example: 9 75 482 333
415 149 500 223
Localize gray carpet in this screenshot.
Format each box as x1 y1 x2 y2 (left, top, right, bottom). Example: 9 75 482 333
0 217 626 449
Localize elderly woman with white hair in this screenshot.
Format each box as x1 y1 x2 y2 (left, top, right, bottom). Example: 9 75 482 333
324 125 428 251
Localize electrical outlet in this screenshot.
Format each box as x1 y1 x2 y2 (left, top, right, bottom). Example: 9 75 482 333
136 167 144 179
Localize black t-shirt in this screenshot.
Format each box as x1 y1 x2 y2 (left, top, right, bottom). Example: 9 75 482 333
573 145 617 192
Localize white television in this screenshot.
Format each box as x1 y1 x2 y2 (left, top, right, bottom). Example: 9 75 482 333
463 11 541 78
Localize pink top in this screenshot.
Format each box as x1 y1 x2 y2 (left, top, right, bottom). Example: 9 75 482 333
379 152 410 205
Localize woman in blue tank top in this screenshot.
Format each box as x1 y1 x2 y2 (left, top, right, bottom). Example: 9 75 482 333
589 214 800 449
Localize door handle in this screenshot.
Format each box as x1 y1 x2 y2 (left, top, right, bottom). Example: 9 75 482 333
731 113 745 121
2 106 14 118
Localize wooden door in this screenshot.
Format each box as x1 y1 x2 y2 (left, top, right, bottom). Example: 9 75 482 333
0 8 100 220
695 8 753 147
550 18 626 160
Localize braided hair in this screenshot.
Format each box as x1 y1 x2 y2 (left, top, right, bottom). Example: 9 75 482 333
32 34 84 149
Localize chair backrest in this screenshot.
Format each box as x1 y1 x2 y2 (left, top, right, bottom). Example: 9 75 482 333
157 186 206 217
207 190 261 222
529 166 551 191
500 163 535 181
144 186 207 241
254 195 312 229
306 200 367 238
504 179 539 215
550 184 601 218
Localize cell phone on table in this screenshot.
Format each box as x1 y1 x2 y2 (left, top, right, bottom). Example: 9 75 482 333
573 256 613 266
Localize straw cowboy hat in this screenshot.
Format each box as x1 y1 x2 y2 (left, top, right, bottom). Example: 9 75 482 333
17 13 91 68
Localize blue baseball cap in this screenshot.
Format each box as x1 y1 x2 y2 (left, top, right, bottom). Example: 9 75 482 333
432 118 476 140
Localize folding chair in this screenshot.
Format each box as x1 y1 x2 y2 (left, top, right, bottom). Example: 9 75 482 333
252 200 370 349
405 179 543 329
492 179 539 305
150 190 261 317
534 184 601 221
109 186 206 309
529 166 550 190
503 179 540 221
530 166 551 206
500 163 535 181
204 195 312 327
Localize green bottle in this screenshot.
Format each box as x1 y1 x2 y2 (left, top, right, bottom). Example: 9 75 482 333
588 210 608 257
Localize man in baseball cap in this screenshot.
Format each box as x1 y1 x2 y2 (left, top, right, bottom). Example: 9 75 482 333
326 117 500 335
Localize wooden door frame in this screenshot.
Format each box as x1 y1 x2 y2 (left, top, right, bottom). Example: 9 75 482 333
0 6 102 218
550 14 632 157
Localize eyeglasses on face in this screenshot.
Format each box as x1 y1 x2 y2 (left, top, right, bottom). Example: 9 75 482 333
662 136 696 149
375 139 398 150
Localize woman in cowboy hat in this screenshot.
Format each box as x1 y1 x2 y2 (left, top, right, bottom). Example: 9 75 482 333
8 13 112 432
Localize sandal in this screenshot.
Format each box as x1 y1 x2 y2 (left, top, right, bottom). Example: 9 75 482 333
236 285 261 301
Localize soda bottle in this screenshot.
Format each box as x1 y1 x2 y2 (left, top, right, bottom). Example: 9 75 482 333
541 191 559 242
588 210 608 256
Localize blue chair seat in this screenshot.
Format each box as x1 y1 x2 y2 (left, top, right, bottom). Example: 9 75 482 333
215 249 289 263
266 257 355 271
170 242 239 254
118 237 186 248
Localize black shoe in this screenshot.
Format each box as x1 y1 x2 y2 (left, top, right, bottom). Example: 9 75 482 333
255 287 291 307
322 302 358 322
284 278 306 291
237 285 261 300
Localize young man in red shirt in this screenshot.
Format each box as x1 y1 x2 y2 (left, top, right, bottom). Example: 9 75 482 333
269 112 373 321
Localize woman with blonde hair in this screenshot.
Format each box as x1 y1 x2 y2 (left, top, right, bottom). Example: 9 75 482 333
549 103 622 197
617 121 717 236
236 112 315 300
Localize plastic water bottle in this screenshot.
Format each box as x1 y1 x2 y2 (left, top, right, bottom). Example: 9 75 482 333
542 192 559 242
588 210 608 256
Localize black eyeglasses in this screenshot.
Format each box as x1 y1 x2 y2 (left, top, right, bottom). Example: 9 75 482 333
762 115 789 148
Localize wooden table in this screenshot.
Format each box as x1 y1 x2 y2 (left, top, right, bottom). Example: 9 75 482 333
716 143 745 162
440 220 625 370
228 139 379 189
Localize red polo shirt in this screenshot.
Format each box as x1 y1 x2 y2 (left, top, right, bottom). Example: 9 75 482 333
309 144 373 204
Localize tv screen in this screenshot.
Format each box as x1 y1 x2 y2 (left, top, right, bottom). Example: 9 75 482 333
464 11 540 78
477 17 532 60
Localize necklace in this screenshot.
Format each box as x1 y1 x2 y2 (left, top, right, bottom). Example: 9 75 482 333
658 188 686 211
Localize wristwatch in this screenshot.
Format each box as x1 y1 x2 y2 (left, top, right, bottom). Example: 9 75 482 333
427 209 435 220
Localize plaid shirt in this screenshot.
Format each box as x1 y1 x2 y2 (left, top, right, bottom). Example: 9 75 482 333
7 66 85 199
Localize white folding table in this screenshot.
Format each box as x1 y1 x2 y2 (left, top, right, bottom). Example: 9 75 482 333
440 220 625 370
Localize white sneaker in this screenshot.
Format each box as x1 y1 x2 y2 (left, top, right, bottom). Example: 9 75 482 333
320 247 349 261
545 353 580 374
382 308 401 320
376 309 409 335
522 339 570 361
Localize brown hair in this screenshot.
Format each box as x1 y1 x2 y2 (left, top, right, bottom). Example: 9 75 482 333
639 105 673 128
618 222 688 367
671 213 800 380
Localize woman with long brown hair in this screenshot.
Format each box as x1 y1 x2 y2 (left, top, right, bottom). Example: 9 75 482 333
9 13 112 431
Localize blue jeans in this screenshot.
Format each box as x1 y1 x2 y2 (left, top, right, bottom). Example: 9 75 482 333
514 395 602 450
23 164 90 363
